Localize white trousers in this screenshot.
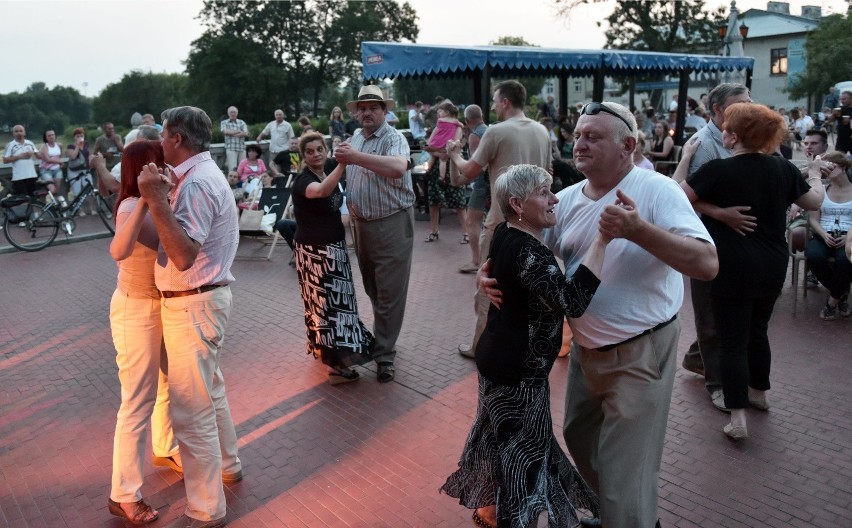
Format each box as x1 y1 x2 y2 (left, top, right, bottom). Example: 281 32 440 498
161 286 240 522
225 150 245 172
109 289 178 503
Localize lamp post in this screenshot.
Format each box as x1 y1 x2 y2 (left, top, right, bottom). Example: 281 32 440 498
719 0 749 84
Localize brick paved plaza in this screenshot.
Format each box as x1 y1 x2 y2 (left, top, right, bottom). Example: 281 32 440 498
0 212 849 527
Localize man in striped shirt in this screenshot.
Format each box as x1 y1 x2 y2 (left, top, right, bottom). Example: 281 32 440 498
334 85 414 384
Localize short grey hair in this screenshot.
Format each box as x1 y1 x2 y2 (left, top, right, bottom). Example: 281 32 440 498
464 104 483 121
493 164 553 220
601 102 638 144
160 106 212 153
136 125 161 141
707 83 749 118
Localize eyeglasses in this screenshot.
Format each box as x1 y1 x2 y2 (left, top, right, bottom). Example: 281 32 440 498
581 102 633 133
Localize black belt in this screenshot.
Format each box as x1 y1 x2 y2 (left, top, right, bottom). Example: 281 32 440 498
159 284 223 299
596 315 677 352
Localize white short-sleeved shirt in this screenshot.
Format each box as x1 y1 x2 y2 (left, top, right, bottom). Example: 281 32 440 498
261 120 295 153
543 166 713 348
3 140 38 181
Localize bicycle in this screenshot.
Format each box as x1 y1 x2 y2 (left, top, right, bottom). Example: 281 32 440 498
2 171 115 252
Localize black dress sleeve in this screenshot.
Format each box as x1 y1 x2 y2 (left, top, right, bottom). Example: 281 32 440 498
516 242 600 318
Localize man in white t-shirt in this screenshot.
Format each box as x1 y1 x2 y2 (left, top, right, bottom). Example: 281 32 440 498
482 102 717 528
256 109 294 174
2 125 38 196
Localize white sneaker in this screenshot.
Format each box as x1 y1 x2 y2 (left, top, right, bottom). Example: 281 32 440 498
748 388 770 411
711 390 730 413
458 343 475 359
723 423 747 440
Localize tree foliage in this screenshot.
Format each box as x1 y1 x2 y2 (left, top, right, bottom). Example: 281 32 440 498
554 0 725 107
185 32 286 124
92 71 187 127
788 14 852 101
554 0 724 52
193 0 418 118
0 83 90 135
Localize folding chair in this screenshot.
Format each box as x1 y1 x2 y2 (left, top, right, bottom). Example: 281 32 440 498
265 174 295 262
236 184 289 261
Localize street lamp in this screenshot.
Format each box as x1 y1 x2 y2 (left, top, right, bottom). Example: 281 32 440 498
720 0 747 83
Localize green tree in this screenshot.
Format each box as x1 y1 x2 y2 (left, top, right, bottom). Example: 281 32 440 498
92 71 187 128
554 0 725 107
788 14 852 102
0 83 91 135
490 36 547 109
197 0 418 117
185 32 287 123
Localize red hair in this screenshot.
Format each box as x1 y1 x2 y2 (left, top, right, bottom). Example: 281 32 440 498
115 141 164 215
723 103 786 153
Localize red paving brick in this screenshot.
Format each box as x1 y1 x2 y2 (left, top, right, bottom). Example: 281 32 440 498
0 210 850 528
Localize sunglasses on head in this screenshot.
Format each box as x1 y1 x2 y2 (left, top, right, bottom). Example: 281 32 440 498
582 102 633 133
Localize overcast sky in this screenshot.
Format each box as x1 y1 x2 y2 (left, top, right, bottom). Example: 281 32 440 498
2 0 846 97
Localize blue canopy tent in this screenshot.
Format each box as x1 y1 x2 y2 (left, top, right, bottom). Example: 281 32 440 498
361 42 755 143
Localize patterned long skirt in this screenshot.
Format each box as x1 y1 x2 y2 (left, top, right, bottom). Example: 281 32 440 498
440 375 600 528
427 158 467 209
295 240 374 368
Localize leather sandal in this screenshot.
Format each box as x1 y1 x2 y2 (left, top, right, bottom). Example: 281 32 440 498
108 498 159 525
472 509 496 528
424 232 439 242
377 362 395 383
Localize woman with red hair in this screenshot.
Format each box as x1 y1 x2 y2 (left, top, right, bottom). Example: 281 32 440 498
106 140 179 525
679 104 825 440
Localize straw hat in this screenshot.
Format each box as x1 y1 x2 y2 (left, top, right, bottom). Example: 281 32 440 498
346 85 395 112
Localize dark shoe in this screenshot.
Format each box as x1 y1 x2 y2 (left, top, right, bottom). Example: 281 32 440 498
806 271 819 288
459 234 469 244
458 343 475 359
820 301 838 321
107 498 159 525
328 368 360 385
222 469 243 484
681 355 705 377
163 514 227 528
839 294 851 318
424 231 439 242
153 454 182 473
377 362 395 383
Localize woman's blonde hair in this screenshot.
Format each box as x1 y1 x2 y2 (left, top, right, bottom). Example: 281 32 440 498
493 164 553 220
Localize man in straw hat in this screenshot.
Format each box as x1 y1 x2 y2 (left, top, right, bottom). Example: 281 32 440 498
334 85 415 384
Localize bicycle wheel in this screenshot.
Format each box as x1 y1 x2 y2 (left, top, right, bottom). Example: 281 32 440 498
94 193 116 234
3 202 60 251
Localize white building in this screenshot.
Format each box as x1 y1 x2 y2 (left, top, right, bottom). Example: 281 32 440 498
741 2 822 111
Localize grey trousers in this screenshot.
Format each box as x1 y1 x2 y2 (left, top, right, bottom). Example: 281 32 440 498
564 319 679 528
685 277 721 392
352 207 414 364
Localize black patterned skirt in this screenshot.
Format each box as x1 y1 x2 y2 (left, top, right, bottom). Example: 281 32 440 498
427 158 467 209
440 375 600 528
295 240 374 368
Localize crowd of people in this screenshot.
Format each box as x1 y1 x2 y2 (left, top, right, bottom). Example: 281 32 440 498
4 78 852 528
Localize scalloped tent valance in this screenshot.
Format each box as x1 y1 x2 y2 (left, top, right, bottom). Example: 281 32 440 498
362 42 754 80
